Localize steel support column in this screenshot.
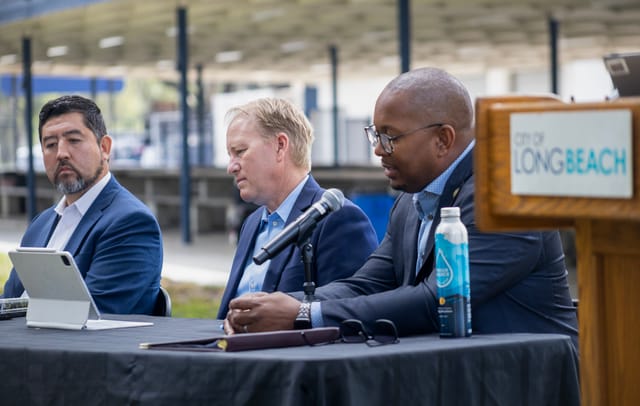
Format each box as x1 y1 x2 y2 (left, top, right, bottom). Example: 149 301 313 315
549 16 559 95
177 7 191 244
398 0 411 73
22 36 36 220
329 44 339 167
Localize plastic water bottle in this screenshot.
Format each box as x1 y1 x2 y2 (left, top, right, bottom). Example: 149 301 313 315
435 207 472 337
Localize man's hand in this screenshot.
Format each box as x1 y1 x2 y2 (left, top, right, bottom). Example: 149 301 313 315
224 292 301 334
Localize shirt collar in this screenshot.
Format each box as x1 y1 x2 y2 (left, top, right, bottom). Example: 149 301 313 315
54 172 112 216
260 174 309 224
413 139 475 216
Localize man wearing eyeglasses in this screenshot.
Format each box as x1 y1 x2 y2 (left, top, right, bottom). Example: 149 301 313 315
225 67 578 349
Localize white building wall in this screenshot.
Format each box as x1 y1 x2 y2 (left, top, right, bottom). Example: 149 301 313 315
207 59 617 168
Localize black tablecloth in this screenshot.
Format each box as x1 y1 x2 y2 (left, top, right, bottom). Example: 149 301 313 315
0 315 580 406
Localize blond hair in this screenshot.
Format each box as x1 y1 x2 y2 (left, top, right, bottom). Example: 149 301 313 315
226 97 314 170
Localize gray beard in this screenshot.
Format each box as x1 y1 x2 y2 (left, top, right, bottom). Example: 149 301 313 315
55 161 104 196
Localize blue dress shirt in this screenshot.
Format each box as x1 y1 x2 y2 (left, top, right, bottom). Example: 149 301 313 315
234 176 308 298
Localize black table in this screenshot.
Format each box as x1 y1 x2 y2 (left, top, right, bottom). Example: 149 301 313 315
0 315 580 406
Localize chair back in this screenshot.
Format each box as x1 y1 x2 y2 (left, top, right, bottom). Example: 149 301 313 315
153 286 172 317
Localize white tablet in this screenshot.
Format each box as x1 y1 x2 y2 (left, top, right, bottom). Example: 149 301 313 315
8 247 153 330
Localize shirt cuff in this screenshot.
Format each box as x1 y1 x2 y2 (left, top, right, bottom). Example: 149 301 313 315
310 301 324 328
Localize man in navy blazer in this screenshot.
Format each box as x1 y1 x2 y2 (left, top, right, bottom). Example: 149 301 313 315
224 68 578 348
1 95 162 314
218 98 378 320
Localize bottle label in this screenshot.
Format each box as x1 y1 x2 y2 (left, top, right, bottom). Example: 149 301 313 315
435 235 471 337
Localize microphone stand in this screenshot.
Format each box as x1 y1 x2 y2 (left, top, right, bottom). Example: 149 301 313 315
298 235 316 303
293 224 317 329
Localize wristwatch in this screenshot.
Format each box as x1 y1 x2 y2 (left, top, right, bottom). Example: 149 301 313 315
293 302 312 329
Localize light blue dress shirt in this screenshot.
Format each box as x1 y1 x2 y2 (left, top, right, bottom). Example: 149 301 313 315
413 139 475 272
47 172 112 250
234 175 309 298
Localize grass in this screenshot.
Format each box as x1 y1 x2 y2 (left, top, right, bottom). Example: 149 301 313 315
0 252 223 319
162 278 223 319
0 253 10 295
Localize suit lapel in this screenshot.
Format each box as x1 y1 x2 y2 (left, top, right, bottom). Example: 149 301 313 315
402 205 421 285
4 209 58 295
36 211 61 247
227 214 264 293
64 177 119 255
414 150 474 284
262 176 321 291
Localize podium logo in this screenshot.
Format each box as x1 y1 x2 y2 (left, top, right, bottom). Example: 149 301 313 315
510 109 632 198
513 143 627 176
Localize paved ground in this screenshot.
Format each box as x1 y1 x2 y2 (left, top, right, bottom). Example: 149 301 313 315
0 216 235 287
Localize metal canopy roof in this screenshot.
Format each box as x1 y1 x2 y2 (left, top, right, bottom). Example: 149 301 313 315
0 0 639 82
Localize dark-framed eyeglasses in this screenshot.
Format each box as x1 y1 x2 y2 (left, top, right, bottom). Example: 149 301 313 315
340 319 400 346
364 123 444 154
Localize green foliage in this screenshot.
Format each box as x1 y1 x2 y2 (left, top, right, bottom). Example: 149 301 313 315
163 279 223 320
172 296 220 319
0 253 11 295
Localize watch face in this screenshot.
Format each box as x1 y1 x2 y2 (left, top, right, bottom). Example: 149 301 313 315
294 317 312 330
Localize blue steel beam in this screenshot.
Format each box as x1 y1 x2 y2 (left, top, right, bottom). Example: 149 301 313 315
22 36 36 221
177 6 191 244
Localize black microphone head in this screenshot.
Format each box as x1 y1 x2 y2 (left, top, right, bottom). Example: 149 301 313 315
323 188 344 211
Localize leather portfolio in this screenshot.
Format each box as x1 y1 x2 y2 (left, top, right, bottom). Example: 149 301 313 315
139 327 340 352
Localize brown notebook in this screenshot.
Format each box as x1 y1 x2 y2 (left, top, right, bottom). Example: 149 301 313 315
139 327 340 352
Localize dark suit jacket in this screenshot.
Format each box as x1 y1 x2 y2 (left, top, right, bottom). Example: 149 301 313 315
217 176 378 318
2 176 163 314
309 149 579 347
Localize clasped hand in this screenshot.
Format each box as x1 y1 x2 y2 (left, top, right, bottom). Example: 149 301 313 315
223 291 301 334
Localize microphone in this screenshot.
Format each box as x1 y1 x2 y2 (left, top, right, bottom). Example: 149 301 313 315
253 188 345 265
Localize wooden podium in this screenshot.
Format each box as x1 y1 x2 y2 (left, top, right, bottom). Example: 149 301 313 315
475 95 640 406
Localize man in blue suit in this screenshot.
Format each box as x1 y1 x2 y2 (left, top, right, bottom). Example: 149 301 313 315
1 95 162 314
224 68 578 348
218 98 378 320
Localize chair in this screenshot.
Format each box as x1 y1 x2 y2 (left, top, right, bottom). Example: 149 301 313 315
153 286 172 317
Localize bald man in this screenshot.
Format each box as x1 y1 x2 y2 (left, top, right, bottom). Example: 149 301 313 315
225 68 578 348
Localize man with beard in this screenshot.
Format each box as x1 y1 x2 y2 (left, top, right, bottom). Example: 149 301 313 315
224 68 578 349
1 95 162 314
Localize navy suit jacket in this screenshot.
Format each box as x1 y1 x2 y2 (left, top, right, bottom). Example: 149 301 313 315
307 149 578 347
217 176 378 318
2 176 163 314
